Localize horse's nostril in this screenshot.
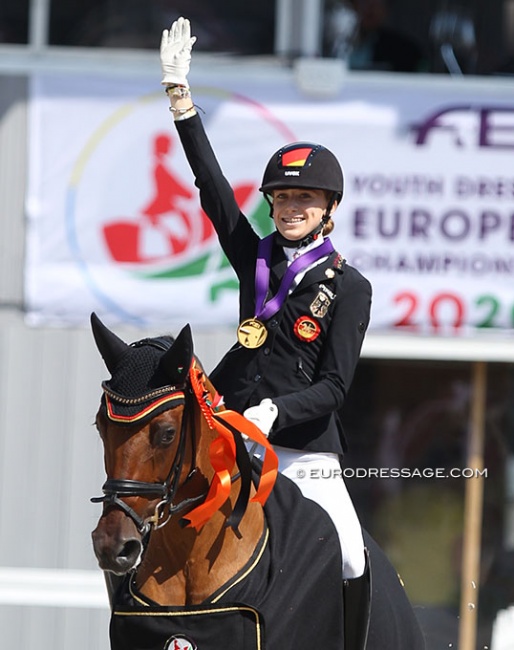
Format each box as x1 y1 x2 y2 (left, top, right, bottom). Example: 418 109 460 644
120 539 142 563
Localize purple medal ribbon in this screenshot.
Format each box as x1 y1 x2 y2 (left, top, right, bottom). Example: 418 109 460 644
254 234 334 320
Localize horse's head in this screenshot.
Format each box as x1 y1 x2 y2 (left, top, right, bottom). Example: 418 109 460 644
90 313 214 574
90 314 277 587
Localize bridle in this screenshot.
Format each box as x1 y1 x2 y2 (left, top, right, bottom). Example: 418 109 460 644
91 338 278 538
91 341 205 537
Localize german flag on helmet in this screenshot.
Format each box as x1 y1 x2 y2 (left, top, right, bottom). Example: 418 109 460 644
259 142 344 202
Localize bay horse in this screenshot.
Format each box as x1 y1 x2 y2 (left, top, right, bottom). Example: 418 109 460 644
90 313 425 650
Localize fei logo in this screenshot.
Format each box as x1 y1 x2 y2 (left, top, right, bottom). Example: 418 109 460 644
412 104 514 149
66 87 294 323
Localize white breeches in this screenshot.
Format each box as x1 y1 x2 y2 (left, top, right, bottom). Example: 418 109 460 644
273 445 366 579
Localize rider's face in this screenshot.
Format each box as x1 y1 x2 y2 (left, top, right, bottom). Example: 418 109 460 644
271 188 332 241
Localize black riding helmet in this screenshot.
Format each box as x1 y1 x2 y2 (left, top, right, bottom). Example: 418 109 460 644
259 142 344 247
260 142 344 200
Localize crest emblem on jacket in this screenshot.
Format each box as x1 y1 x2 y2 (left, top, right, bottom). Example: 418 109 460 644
310 284 335 318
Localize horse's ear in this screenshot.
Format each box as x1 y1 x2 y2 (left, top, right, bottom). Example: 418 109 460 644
90 312 129 373
159 324 194 385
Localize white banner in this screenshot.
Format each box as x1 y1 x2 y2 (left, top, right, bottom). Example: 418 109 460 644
26 72 514 334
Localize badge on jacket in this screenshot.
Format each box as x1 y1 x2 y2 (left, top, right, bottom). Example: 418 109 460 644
294 316 321 342
310 284 334 318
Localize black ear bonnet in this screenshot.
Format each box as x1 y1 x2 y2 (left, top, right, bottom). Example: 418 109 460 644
90 313 193 425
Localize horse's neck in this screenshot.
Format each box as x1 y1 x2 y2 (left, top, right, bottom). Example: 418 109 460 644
134 391 265 606
135 496 264 606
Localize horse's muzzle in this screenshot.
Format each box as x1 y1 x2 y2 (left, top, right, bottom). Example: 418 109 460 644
92 510 143 574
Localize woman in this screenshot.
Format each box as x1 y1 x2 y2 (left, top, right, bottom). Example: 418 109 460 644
160 18 372 584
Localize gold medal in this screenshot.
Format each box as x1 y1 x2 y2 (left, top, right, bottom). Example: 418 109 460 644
237 318 268 349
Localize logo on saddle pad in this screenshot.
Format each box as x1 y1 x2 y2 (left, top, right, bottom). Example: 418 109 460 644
164 634 197 650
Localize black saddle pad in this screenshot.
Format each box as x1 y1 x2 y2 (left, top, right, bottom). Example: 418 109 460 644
110 468 345 650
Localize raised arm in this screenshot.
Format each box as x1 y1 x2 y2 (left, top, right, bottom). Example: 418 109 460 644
159 17 259 276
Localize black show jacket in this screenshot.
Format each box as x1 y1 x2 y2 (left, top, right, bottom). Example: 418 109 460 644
175 114 372 456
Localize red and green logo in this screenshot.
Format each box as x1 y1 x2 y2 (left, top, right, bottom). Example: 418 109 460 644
66 87 295 323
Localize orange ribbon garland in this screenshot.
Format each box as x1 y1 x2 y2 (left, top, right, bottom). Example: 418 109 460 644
185 364 278 531
214 410 278 506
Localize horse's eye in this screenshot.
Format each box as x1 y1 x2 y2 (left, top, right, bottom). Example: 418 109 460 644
158 427 176 446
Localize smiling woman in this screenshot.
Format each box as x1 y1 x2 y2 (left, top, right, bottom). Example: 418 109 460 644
270 188 336 242
159 27 373 642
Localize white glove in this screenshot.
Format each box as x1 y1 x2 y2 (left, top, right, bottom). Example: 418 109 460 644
160 17 197 87
243 399 278 438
